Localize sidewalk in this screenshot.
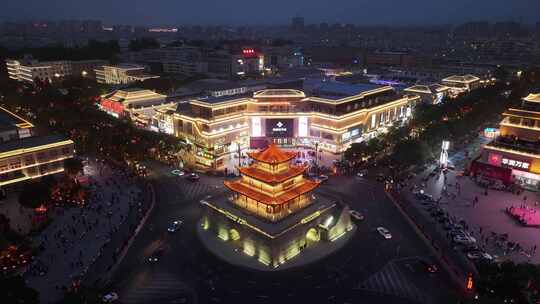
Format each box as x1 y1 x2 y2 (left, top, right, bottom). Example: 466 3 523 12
23 158 143 303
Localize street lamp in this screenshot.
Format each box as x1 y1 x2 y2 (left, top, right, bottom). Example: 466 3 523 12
440 140 450 168
81 70 88 77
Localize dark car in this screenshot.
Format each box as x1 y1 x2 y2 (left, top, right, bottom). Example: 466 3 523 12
186 173 200 182
147 248 165 264
418 259 438 273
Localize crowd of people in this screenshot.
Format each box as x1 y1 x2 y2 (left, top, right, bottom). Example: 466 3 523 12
506 205 540 227
23 157 150 303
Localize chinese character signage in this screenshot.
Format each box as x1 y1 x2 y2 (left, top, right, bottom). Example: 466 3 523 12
501 158 530 170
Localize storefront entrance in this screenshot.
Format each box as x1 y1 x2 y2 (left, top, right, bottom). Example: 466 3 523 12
271 138 295 146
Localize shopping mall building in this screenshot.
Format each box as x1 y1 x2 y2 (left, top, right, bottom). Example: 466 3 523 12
154 83 420 169
472 93 540 189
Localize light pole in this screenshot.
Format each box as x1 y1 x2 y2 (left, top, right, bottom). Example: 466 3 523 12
440 140 450 168
314 142 319 174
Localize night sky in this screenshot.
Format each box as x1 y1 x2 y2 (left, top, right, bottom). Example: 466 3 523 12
1 0 539 26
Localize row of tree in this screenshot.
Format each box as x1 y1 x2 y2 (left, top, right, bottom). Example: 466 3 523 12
344 77 530 171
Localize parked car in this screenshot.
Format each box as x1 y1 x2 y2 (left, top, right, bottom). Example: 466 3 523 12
102 292 119 303
171 169 185 176
357 170 368 177
467 251 493 261
414 191 434 202
377 227 392 239
453 235 476 245
317 175 329 182
349 210 364 221
167 220 183 233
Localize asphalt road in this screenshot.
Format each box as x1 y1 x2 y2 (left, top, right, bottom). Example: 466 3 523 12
109 163 459 304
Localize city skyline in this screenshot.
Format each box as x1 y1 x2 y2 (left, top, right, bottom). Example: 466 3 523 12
1 0 539 26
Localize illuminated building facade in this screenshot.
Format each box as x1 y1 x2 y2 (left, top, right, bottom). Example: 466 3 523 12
94 64 159 85
5 57 106 83
472 93 540 189
441 74 481 96
0 107 75 187
160 85 419 169
200 144 352 268
404 84 450 104
98 88 173 126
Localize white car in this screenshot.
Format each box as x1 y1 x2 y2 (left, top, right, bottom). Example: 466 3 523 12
453 235 476 244
377 227 392 239
317 175 329 182
467 251 493 261
167 220 183 233
102 292 119 303
171 169 185 176
349 210 364 221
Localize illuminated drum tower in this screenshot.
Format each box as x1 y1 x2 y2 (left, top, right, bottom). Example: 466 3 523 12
199 144 353 269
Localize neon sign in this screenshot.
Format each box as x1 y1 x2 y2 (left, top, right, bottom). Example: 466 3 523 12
502 158 530 170
242 48 255 55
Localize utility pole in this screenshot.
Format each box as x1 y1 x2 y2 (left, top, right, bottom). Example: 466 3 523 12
237 143 241 175
314 142 319 174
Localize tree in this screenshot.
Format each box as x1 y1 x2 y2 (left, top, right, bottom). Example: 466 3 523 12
2 275 39 304
474 261 540 303
64 158 84 177
390 139 430 166
18 179 52 209
129 38 160 51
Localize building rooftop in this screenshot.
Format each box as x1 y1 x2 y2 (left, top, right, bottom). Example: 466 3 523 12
524 93 540 103
309 80 386 100
0 107 34 130
192 93 252 105
442 74 480 83
224 179 320 206
239 165 307 184
253 89 306 99
0 134 73 157
103 88 166 104
104 63 145 70
404 84 450 94
247 144 297 164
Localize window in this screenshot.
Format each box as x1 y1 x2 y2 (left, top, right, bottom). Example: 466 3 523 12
37 152 47 161
24 155 34 165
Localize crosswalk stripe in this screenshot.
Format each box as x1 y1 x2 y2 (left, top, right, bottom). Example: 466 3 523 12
359 260 430 303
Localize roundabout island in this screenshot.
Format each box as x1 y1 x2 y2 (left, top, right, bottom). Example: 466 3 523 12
197 144 355 271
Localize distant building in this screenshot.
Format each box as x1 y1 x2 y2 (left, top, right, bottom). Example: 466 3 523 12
472 92 540 189
94 64 159 85
0 107 74 187
206 48 264 78
365 52 416 67
98 88 173 126
404 84 450 104
441 74 482 96
291 16 305 32
120 47 208 76
5 56 107 83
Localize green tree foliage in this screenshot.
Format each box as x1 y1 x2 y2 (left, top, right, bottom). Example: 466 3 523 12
1 40 120 62
18 178 54 209
475 261 540 303
391 139 430 165
2 275 39 304
64 158 84 177
129 38 160 51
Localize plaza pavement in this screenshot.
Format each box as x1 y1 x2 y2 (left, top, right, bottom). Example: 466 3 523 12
21 158 145 303
406 139 540 264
